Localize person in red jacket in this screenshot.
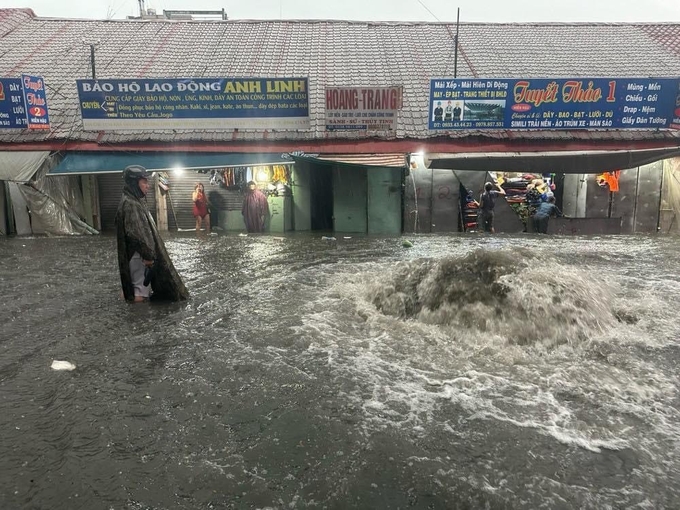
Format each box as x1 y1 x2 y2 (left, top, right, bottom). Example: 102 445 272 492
192 182 210 234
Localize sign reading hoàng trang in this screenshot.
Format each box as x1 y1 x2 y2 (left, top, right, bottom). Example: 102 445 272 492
325 86 402 131
429 77 680 130
76 78 310 131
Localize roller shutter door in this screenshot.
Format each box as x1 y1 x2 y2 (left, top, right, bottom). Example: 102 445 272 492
97 173 156 231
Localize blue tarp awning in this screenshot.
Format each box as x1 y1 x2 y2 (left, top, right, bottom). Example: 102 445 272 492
48 152 292 175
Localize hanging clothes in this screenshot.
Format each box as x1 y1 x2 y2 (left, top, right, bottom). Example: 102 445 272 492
596 171 621 192
272 164 288 184
604 171 621 192
235 167 245 185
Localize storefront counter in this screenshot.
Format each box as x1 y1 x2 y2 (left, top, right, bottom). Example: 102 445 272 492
528 217 622 235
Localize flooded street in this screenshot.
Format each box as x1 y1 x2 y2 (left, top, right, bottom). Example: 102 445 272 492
1 233 680 509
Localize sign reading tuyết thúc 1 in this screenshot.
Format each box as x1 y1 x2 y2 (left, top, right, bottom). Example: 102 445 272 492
76 78 310 131
428 77 680 130
325 86 403 131
0 76 50 130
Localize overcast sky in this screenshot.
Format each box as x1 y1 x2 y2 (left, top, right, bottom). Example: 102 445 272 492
6 0 680 22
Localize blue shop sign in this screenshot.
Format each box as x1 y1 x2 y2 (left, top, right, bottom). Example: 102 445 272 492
76 78 310 131
21 74 50 130
0 78 28 129
428 78 680 130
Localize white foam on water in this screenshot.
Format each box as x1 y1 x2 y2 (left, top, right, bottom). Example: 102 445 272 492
292 247 680 503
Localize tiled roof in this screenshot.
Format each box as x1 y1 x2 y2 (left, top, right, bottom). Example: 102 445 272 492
640 25 680 58
0 9 679 145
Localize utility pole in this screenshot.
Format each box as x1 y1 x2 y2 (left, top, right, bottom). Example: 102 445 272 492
83 40 100 79
453 8 460 78
90 44 96 79
138 0 146 17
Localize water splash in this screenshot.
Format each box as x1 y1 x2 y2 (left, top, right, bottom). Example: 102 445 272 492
369 248 617 349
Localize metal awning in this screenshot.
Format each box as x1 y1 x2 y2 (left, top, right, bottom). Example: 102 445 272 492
48 151 293 176
293 153 406 168
424 146 680 173
0 151 51 182
316 153 406 168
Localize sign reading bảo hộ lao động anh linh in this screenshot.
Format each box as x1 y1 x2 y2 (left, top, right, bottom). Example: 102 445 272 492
76 78 310 131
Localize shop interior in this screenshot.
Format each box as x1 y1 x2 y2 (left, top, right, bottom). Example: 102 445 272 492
158 162 295 233
459 172 562 232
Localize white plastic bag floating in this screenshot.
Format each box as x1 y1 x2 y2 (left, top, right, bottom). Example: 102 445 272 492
51 360 76 371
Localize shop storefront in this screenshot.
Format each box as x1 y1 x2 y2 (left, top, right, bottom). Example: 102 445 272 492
291 154 405 235
47 150 407 234
1 11 680 237
49 152 296 233
405 146 680 234
408 75 680 235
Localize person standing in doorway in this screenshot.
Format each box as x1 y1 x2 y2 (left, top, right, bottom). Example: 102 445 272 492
531 196 562 234
242 181 269 233
479 182 506 233
192 182 210 234
116 165 188 302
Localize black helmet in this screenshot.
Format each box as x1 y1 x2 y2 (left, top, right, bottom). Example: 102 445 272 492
123 165 150 185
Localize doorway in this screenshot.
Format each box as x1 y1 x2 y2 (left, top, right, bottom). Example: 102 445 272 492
310 164 333 230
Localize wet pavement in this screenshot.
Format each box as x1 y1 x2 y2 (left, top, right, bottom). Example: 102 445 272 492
1 232 680 509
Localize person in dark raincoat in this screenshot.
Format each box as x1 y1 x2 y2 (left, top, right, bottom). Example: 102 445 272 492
116 165 189 303
242 180 269 233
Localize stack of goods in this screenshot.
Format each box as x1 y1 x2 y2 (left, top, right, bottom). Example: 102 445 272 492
460 185 479 232
500 175 533 204
267 165 292 197
499 173 555 227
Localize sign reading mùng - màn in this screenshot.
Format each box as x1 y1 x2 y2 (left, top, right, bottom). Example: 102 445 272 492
76 78 310 131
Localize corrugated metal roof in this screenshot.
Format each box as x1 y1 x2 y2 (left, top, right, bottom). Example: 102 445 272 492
316 153 406 167
0 10 679 145
427 147 680 173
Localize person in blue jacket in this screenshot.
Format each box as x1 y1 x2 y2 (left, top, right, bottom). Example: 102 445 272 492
532 196 562 234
